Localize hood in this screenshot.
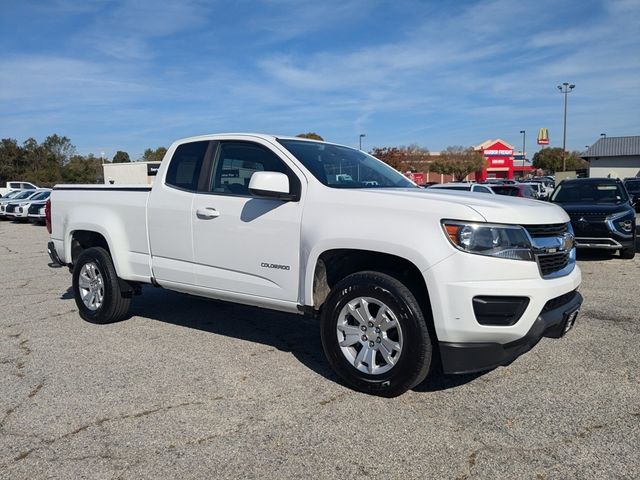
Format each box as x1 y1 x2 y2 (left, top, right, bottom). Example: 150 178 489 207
357 188 570 225
553 202 633 215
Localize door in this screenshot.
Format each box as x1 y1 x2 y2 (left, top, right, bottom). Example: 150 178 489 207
148 140 211 285
191 140 304 302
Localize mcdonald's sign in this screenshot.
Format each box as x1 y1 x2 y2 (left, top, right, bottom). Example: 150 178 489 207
537 128 549 145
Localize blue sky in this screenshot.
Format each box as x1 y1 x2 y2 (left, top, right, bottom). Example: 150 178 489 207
1 0 639 160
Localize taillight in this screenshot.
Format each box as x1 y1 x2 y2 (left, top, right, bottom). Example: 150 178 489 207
45 199 52 234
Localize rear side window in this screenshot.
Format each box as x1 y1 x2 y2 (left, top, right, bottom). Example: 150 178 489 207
165 141 209 191
9 182 20 188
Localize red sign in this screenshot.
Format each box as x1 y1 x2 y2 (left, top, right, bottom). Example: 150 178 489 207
404 171 425 184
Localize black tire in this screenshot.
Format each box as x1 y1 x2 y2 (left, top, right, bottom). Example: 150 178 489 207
620 247 636 259
72 247 131 324
320 271 432 397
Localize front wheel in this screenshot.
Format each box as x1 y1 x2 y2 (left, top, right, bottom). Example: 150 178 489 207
72 247 131 324
320 271 432 397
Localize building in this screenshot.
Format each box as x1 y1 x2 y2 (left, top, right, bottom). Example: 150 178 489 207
102 161 161 185
582 136 640 179
474 139 533 181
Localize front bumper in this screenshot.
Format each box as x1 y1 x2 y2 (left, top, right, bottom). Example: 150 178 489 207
575 235 635 250
439 290 583 374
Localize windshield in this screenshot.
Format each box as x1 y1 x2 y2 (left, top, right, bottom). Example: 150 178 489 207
29 191 50 201
278 139 415 189
4 190 24 199
551 181 628 204
12 190 36 200
625 180 640 193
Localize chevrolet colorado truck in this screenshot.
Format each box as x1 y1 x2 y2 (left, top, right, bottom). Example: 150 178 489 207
47 134 582 396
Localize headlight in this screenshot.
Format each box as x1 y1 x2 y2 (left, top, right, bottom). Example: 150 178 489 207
607 211 635 234
442 221 534 261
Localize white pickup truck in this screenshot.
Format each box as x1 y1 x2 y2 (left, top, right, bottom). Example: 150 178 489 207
47 134 582 396
0 181 39 197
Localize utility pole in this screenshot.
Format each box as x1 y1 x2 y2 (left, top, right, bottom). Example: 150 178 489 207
557 82 575 171
519 130 526 173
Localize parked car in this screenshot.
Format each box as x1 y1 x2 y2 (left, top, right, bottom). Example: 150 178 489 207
0 189 43 218
0 189 28 203
623 178 640 212
7 190 52 221
491 184 536 198
550 178 636 259
27 201 49 224
521 182 548 200
0 181 38 197
48 133 582 397
427 183 495 194
525 178 555 197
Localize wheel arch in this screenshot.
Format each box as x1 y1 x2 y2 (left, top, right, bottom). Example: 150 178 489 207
308 248 434 334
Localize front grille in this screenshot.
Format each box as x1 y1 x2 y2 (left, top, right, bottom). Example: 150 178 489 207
523 223 568 237
542 290 578 313
28 204 41 214
568 212 607 222
537 252 570 276
6 204 17 213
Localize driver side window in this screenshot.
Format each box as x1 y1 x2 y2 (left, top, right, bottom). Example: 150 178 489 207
209 141 300 197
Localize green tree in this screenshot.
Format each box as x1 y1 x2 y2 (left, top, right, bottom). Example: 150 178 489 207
430 146 485 181
140 147 167 162
532 147 587 173
112 150 131 163
62 154 103 184
296 132 324 141
42 134 75 167
0 138 23 182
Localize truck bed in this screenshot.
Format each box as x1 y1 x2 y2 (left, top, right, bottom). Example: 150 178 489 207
50 185 152 283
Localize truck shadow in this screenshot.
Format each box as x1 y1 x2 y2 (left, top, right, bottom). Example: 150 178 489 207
60 285 486 392
115 286 482 393
127 285 338 384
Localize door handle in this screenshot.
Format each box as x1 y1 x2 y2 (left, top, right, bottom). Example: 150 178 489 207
196 207 220 219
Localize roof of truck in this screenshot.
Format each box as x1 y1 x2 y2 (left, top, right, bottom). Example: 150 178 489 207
173 133 351 148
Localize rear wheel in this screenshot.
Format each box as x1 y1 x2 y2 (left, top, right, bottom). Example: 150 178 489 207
72 247 131 324
320 271 432 397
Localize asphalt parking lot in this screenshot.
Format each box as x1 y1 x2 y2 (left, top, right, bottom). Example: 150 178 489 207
1 220 639 479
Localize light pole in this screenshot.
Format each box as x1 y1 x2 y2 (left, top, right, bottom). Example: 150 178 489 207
557 82 575 171
600 133 606 138
519 130 526 175
359 134 366 151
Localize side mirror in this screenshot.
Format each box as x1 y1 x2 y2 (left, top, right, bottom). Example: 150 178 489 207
249 171 295 201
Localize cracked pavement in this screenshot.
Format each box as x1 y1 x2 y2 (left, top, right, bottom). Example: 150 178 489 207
1 220 639 479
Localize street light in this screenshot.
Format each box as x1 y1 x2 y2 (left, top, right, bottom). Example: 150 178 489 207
557 82 575 171
519 130 526 174
600 133 606 138
359 133 366 150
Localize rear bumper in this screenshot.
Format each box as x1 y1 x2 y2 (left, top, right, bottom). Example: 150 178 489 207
439 290 583 374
